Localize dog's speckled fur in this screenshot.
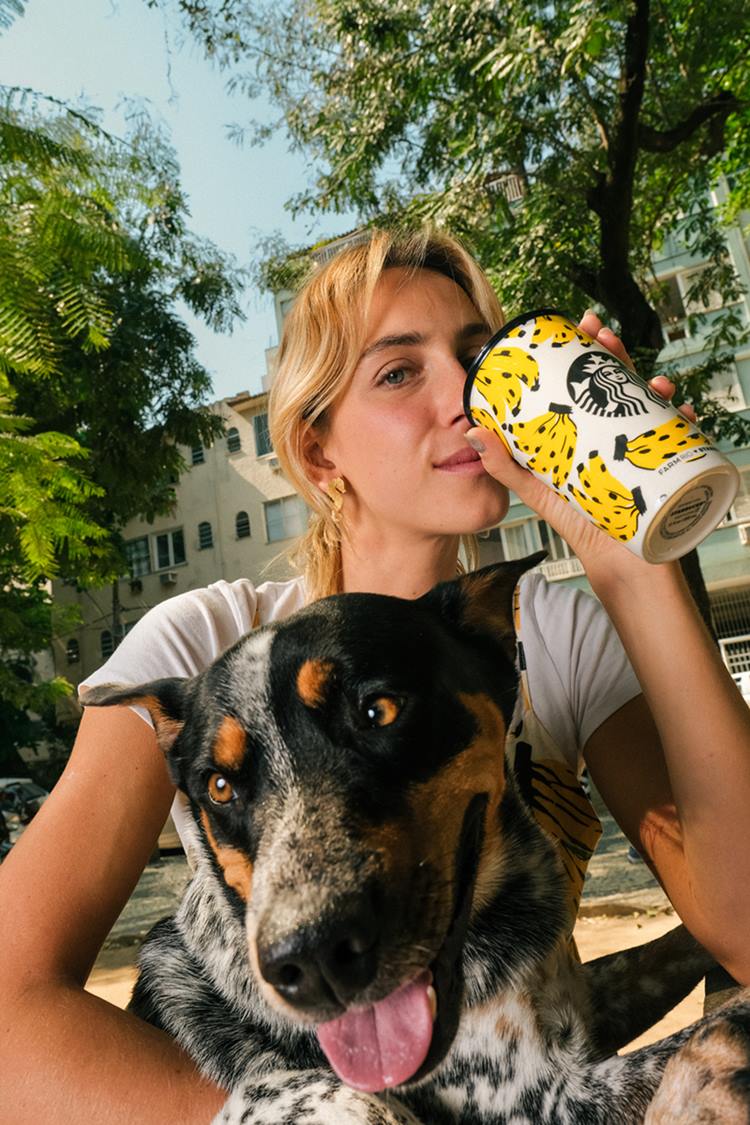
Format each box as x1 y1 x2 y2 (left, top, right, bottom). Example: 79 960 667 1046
85 558 750 1123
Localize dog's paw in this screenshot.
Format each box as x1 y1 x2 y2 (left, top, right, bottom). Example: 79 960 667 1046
212 1068 421 1125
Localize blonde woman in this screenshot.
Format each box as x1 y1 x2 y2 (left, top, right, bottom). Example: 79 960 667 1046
1 229 749 1123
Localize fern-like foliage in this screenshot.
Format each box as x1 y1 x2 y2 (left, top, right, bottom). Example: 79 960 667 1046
0 375 105 580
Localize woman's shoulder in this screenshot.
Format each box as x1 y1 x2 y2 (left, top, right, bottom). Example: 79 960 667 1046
516 569 598 636
81 574 305 690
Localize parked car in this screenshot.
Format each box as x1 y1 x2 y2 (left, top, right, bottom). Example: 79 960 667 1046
0 776 181 856
0 778 49 823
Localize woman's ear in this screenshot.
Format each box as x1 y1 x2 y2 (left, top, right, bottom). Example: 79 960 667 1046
302 426 338 491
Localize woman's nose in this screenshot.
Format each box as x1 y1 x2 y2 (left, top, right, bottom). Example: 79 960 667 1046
435 355 471 425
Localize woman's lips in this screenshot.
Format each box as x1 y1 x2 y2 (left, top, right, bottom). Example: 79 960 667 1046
434 449 486 475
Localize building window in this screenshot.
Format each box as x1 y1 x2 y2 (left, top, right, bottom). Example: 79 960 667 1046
482 517 577 562
198 521 214 550
253 412 273 457
101 630 114 660
482 518 543 560
707 362 746 414
729 466 750 523
191 443 205 465
66 639 80 664
124 536 151 578
227 427 241 454
236 511 251 539
652 275 688 342
653 264 731 344
264 495 308 543
537 519 576 562
155 528 186 570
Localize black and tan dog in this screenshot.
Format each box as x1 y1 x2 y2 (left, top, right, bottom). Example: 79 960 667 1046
85 557 750 1124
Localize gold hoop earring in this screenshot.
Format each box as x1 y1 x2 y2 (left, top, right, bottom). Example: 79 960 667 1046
326 476 346 525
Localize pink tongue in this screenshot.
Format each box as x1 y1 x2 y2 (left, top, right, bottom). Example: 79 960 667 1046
317 972 434 1093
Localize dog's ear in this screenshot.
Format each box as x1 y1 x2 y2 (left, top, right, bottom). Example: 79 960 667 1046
81 678 190 756
419 552 547 663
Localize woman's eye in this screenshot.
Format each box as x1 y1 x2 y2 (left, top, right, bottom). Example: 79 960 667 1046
208 773 236 805
379 366 410 387
362 695 403 728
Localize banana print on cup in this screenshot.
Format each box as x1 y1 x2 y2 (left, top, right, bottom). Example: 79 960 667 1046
614 416 707 469
503 404 578 490
567 452 647 542
464 308 739 563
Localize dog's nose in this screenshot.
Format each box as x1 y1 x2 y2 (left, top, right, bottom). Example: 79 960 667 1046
257 898 380 1010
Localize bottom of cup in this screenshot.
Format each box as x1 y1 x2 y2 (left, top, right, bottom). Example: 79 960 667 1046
642 463 740 564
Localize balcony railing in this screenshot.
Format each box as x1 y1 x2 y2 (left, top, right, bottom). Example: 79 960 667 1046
536 556 585 581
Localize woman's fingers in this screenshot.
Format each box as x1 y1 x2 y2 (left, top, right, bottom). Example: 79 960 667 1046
649 374 676 401
578 310 635 371
465 427 564 519
648 375 698 423
578 311 699 424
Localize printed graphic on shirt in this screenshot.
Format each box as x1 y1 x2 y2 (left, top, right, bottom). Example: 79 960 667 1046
511 733 602 925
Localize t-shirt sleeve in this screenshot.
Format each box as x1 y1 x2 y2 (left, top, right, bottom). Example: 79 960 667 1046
520 573 643 764
78 580 260 724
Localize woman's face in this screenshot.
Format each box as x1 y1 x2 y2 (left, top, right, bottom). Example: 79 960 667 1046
314 267 509 540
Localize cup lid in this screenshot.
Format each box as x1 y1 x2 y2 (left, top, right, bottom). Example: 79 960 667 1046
463 306 570 425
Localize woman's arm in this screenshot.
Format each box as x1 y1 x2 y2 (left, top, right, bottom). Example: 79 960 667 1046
582 560 750 982
466 331 750 982
0 705 226 1123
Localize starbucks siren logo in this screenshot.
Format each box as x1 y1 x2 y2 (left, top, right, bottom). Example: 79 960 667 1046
566 351 665 418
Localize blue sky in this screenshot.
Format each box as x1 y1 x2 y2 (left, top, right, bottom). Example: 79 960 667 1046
0 0 356 399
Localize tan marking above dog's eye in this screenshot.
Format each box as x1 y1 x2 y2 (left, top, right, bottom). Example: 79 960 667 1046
208 773 236 805
363 695 402 728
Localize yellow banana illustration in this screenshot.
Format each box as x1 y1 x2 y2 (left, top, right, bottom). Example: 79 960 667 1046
468 405 512 452
506 403 578 488
507 314 592 349
473 346 540 422
613 416 707 469
567 451 646 542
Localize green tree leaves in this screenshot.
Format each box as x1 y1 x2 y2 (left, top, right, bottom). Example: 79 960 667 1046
170 0 749 429
0 72 245 757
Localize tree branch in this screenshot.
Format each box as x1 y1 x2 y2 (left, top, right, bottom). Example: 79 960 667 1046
566 262 601 300
639 92 741 153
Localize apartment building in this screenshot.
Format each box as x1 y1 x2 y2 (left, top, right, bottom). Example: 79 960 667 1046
54 390 307 689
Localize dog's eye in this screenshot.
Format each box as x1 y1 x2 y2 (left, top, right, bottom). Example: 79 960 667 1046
208 773 236 805
362 695 402 728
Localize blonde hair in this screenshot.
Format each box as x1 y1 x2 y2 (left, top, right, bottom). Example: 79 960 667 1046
268 227 505 602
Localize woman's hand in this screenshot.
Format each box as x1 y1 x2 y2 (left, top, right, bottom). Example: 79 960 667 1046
465 310 697 574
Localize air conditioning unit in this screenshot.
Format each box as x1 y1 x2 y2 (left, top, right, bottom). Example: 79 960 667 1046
160 571 179 586
739 525 750 547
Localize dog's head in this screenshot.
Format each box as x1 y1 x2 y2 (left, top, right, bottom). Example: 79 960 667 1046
85 554 556 1091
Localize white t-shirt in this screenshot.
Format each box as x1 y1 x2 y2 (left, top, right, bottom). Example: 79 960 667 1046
80 573 641 850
